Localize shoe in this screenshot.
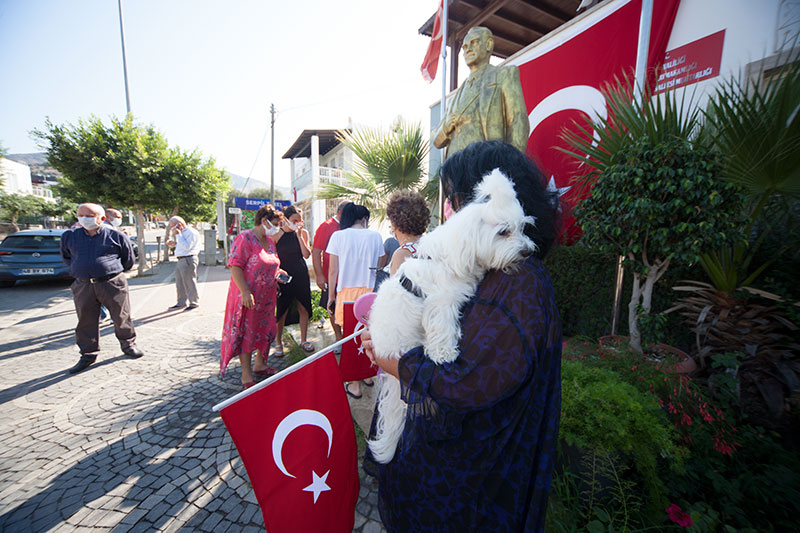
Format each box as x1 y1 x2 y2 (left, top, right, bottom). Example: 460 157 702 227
123 346 144 358
168 303 186 310
301 342 315 353
254 366 278 377
184 304 199 311
69 355 97 374
363 378 375 387
345 383 362 399
243 381 256 389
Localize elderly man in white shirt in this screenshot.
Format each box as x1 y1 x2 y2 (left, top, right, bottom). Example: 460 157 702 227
167 216 202 310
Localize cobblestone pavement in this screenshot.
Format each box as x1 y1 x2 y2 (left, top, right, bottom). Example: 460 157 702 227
0 261 385 532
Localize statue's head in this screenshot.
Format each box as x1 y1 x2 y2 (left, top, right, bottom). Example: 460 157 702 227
462 27 493 69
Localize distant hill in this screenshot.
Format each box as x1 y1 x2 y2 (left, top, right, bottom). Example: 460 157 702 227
228 172 290 199
6 152 61 182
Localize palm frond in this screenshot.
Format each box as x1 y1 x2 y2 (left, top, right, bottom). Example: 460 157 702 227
703 53 800 200
559 75 703 194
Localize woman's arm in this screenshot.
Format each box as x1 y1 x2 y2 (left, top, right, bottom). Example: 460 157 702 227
230 265 255 309
389 248 412 276
327 254 339 313
298 228 311 259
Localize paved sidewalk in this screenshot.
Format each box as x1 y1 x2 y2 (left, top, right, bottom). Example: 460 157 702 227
0 261 385 532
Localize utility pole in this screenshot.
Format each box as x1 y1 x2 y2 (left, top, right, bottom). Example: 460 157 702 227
270 103 276 204
117 0 131 115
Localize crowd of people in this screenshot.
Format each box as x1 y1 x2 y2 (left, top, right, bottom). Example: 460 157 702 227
57 141 563 530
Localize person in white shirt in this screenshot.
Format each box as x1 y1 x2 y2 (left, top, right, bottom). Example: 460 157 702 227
326 203 386 398
167 216 202 310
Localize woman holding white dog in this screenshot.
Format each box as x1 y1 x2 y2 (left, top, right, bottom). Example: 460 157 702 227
362 141 562 532
326 203 387 399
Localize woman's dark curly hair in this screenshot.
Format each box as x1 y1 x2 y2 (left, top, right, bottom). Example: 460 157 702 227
440 141 560 258
340 203 370 230
254 204 283 226
386 190 430 237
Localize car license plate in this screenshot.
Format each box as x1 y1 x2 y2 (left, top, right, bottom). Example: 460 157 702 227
20 268 54 275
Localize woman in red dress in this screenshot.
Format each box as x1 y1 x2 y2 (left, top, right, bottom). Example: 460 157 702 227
220 204 286 388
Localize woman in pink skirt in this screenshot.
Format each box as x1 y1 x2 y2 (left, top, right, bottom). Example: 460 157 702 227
220 204 287 388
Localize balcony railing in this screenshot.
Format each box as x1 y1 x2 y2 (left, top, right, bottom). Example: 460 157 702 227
292 166 346 191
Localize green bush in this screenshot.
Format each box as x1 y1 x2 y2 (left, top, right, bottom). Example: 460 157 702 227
558 359 680 526
310 290 329 323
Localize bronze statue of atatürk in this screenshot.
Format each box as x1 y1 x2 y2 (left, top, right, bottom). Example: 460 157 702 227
433 27 530 159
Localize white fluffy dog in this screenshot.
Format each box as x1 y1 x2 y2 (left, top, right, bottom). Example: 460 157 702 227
367 168 536 463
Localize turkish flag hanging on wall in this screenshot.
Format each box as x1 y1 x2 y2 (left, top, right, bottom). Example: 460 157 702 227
509 0 680 242
339 301 378 382
219 352 359 532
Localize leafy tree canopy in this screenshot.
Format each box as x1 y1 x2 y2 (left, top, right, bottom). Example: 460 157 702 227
32 115 230 222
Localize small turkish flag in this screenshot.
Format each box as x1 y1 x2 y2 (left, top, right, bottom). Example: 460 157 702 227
219 352 359 532
339 301 378 382
420 0 444 82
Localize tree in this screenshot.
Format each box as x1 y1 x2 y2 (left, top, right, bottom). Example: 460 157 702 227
561 79 744 352
0 192 47 232
318 118 431 220
33 115 229 274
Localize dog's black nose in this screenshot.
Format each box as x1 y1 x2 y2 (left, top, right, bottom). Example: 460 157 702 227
521 248 534 257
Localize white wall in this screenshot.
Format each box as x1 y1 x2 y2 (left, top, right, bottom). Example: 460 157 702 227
0 158 33 195
667 0 798 108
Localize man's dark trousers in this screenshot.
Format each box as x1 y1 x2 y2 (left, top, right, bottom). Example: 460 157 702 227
71 273 136 356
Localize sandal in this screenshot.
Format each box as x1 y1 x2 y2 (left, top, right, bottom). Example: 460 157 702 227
362 378 375 387
301 341 315 353
345 383 362 399
271 345 284 358
254 366 278 377
243 381 256 389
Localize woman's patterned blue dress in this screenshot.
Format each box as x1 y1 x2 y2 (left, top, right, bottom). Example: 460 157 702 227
366 256 562 532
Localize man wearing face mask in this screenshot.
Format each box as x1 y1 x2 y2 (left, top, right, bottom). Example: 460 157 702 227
166 216 201 311
60 203 143 374
104 208 124 229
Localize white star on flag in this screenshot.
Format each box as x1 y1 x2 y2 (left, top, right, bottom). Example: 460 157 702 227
303 470 331 503
357 344 365 355
547 176 571 197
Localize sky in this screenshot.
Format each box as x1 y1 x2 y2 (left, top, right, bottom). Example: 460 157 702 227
0 0 464 192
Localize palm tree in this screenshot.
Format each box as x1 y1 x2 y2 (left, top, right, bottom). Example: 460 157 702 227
672 55 800 399
318 118 431 220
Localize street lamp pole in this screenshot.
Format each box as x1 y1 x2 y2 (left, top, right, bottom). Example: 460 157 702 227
117 0 132 115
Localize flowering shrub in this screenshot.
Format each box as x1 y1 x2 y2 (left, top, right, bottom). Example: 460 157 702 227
561 337 800 530
665 503 693 527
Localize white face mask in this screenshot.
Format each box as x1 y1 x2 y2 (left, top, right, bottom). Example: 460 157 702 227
78 216 100 230
108 217 121 227
264 219 281 236
284 219 298 231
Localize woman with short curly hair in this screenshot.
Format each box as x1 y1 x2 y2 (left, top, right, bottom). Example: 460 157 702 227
384 190 430 276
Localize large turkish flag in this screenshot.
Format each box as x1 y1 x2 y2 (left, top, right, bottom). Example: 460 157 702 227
339 301 378 382
219 352 359 532
510 0 680 242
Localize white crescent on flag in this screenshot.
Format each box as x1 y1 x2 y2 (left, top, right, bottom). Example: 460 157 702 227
272 409 333 478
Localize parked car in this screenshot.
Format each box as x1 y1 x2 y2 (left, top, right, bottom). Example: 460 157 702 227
0 229 72 288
